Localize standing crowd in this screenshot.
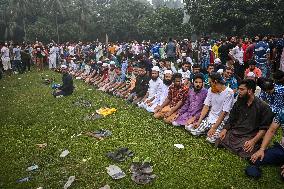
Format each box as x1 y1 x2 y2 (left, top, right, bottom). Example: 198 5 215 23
1 34 284 179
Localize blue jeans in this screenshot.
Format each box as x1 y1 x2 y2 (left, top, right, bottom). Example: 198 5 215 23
13 60 23 73
254 143 284 167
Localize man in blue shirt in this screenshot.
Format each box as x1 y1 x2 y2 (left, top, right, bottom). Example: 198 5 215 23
199 37 212 70
254 35 271 78
259 78 284 114
223 66 238 94
166 38 176 62
12 44 23 74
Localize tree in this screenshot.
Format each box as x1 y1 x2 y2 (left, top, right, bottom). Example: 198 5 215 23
138 7 188 41
44 0 68 43
184 0 284 36
98 0 153 41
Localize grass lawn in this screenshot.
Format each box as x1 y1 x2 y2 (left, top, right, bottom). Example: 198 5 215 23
0 70 283 189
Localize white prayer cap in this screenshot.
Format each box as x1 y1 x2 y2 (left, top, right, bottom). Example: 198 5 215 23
61 65 67 69
97 61 102 64
102 63 108 67
214 58 221 64
152 66 160 72
217 69 224 74
177 59 182 64
164 70 173 75
110 61 115 65
247 72 256 77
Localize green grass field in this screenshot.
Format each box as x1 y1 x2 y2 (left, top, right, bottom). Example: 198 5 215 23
0 70 283 189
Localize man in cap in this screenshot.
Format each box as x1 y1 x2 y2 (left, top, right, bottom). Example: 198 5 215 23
245 71 262 97
146 70 173 112
138 66 163 109
189 72 234 143
97 61 116 88
53 65 74 97
178 62 191 86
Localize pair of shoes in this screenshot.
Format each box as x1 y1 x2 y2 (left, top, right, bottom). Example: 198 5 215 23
106 165 126 180
83 113 102 121
85 129 112 140
106 147 134 162
130 157 156 185
56 95 63 98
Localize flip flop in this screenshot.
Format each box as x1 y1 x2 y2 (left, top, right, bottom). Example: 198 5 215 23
141 157 153 174
106 165 126 180
118 147 134 157
130 157 142 173
106 151 126 162
83 113 102 121
106 147 134 162
131 173 156 185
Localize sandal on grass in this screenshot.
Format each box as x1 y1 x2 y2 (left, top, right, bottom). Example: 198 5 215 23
131 173 157 185
130 157 142 173
106 165 126 180
106 147 134 162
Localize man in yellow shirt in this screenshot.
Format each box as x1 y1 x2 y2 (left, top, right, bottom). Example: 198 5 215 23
108 43 116 55
212 41 221 59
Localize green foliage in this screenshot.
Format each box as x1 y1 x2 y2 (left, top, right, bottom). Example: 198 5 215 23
0 0 282 42
184 0 284 36
26 18 57 42
137 7 188 41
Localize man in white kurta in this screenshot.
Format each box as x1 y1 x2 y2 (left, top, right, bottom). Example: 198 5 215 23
138 66 163 109
49 44 57 69
144 70 173 113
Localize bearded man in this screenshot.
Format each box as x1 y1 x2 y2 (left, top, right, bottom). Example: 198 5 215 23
138 66 163 109
172 73 208 129
216 79 274 158
189 72 235 143
145 70 173 113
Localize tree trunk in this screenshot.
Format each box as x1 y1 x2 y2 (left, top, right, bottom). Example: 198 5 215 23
23 18 27 42
56 14 59 43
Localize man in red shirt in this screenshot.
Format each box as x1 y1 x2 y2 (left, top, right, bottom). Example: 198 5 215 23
245 60 262 78
242 37 251 69
154 73 188 124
